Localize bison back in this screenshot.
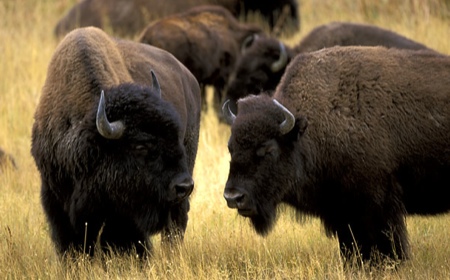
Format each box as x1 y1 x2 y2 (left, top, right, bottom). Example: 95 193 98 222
276 46 450 213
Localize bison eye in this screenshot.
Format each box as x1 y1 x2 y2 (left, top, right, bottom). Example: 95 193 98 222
135 144 146 150
256 147 266 157
256 140 280 158
132 144 160 161
132 144 149 157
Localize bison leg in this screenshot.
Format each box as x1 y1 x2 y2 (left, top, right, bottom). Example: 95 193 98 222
327 178 410 266
40 182 76 256
200 85 208 111
335 201 409 266
68 187 151 257
95 218 151 257
161 199 190 246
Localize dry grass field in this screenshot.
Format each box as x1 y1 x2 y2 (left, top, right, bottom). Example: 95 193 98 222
0 0 449 279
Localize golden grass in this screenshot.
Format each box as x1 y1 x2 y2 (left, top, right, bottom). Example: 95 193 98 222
1 0 449 279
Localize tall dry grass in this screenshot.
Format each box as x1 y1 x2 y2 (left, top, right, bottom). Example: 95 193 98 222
0 0 449 279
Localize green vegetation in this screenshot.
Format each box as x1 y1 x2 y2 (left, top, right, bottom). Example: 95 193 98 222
0 0 449 278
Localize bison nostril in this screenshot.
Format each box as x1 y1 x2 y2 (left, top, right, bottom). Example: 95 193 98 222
176 184 192 198
224 191 245 209
175 179 194 200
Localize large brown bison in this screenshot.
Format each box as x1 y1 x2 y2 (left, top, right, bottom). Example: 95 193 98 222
138 5 263 111
222 46 450 264
54 0 299 38
31 27 201 257
224 21 436 114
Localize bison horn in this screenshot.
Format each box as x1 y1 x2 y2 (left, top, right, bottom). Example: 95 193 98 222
151 69 161 98
273 99 295 135
96 90 125 139
222 99 236 124
271 42 288 73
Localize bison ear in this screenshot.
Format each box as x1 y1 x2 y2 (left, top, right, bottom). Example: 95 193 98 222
285 116 308 142
256 139 280 158
297 116 308 136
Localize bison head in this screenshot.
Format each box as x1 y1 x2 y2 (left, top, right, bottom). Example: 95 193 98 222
224 37 291 115
75 71 194 231
222 95 307 235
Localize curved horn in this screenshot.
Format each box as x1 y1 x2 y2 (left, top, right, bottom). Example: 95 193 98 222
273 99 295 135
222 99 236 124
241 33 258 53
150 69 161 98
96 90 125 139
270 42 288 73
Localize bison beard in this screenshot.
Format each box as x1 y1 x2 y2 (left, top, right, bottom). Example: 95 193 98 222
249 203 277 236
224 173 278 235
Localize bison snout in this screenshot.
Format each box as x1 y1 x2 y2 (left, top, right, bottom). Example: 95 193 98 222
170 174 194 202
224 189 246 209
224 187 256 216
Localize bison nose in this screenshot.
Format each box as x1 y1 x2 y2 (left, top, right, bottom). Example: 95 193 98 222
224 189 246 209
170 174 194 202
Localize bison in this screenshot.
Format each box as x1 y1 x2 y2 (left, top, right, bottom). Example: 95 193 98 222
222 46 450 264
224 21 436 114
0 147 16 171
54 0 299 39
31 27 201 257
138 5 263 111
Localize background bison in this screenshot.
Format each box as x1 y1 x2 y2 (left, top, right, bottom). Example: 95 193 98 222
0 147 16 171
54 0 300 38
223 46 450 264
224 21 436 114
139 5 263 111
31 27 201 257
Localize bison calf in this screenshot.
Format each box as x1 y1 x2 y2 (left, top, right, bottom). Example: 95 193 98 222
224 21 436 115
223 46 450 264
31 27 201 258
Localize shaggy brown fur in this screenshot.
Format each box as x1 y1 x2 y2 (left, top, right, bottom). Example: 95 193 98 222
139 5 263 110
224 22 437 114
295 21 431 52
224 46 450 265
32 27 201 257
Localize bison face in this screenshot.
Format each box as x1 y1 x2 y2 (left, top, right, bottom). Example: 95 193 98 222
225 138 282 230
224 38 290 114
223 96 307 235
77 82 193 232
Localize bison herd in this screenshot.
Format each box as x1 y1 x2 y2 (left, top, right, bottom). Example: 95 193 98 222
0 0 445 269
